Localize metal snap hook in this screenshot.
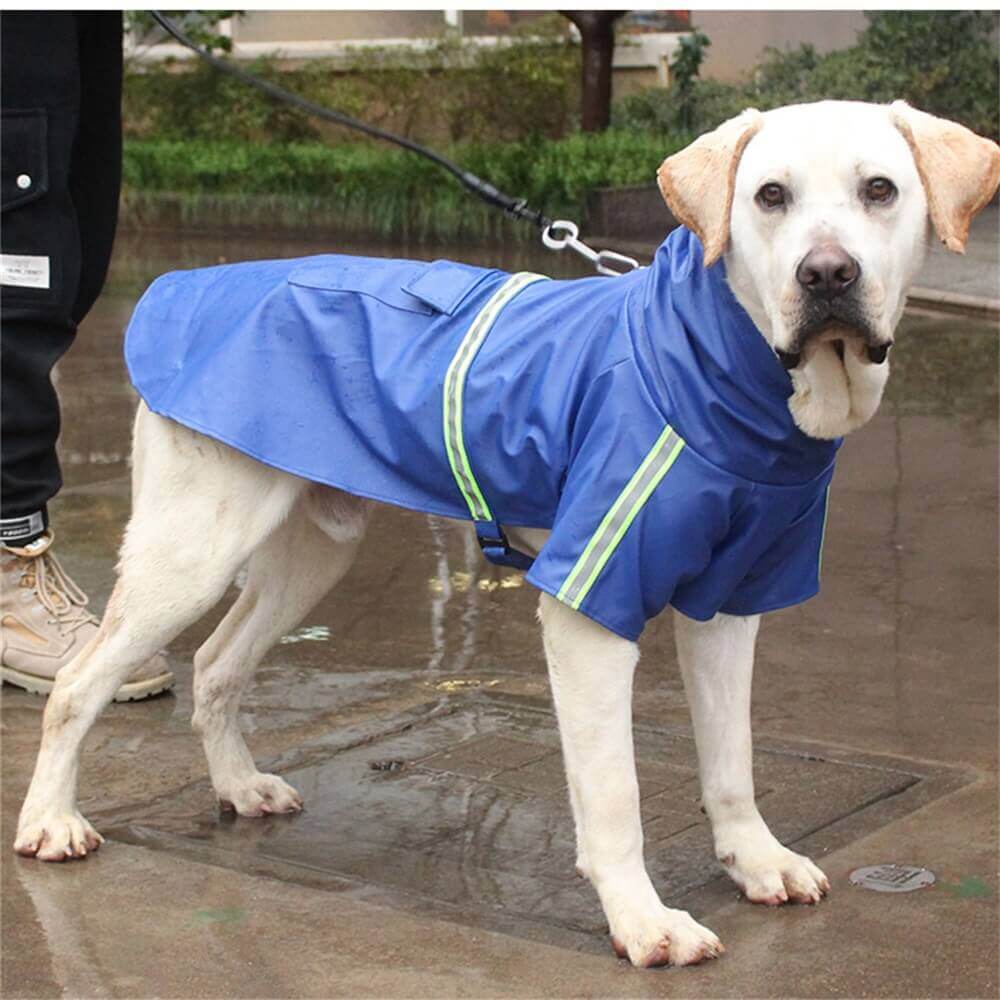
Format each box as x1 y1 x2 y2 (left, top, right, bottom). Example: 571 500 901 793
542 219 640 277
596 249 641 277
542 220 580 251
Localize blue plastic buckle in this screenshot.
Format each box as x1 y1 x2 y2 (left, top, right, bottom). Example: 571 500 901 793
474 521 534 571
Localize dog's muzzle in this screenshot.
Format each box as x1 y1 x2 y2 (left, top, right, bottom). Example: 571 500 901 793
776 243 885 371
776 340 891 371
777 258 890 371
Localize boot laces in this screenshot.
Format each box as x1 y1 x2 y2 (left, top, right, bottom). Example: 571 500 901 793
20 551 98 635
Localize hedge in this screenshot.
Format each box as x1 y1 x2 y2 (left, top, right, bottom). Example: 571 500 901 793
121 129 688 240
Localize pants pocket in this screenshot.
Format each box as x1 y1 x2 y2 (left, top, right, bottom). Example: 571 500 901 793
1 108 49 213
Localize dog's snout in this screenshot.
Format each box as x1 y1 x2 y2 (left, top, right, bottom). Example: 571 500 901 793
796 245 860 300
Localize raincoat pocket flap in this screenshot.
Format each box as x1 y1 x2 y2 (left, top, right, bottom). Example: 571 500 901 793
403 260 495 315
288 259 433 315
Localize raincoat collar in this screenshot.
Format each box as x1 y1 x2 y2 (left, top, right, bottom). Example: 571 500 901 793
630 227 841 485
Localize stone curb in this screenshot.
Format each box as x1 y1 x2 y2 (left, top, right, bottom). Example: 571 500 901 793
906 286 1000 321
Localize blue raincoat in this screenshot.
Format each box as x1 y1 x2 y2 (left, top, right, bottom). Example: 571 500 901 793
125 228 839 641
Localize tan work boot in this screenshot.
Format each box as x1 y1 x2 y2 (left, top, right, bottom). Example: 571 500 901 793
1 532 173 702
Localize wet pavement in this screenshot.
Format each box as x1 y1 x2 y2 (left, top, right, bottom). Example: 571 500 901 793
2 232 998 998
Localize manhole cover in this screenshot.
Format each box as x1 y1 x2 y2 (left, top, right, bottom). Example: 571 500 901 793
99 695 963 944
849 864 936 892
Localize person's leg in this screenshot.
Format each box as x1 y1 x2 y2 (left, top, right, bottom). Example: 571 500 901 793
1 12 123 536
1 13 171 699
1 12 82 542
69 12 122 326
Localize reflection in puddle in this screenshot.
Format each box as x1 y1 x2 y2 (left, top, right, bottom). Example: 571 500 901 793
426 516 451 674
425 678 501 692
456 526 481 674
16 862 113 998
429 572 525 594
279 625 331 645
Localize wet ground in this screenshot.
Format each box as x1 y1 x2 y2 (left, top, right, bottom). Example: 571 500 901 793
2 232 998 998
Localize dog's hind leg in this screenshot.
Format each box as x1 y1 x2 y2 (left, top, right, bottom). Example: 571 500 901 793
673 609 829 904
539 594 723 968
192 486 367 816
14 408 306 861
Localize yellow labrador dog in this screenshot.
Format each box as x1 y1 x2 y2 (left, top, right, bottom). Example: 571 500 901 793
15 101 999 968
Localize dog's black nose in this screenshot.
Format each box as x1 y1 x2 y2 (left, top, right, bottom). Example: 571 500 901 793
796 245 860 299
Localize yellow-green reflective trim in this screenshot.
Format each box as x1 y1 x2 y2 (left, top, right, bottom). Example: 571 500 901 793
442 272 546 521
556 426 686 610
817 484 831 580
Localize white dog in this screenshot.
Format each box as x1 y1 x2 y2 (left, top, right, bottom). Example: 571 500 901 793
14 101 999 968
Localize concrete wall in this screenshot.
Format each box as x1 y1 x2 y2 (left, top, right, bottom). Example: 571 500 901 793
143 12 684 94
693 10 867 81
231 12 555 44
150 11 868 89
233 12 448 43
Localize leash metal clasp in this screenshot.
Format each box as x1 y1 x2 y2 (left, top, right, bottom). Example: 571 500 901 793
542 220 640 277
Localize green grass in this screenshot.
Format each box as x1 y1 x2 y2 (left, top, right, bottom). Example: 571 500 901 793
121 130 688 241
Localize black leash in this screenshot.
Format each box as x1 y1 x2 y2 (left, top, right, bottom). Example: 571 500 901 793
148 12 640 275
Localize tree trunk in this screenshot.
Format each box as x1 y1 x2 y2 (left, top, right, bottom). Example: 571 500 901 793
562 11 625 132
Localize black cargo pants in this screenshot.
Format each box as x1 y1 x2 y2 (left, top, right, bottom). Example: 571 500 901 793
1 13 122 544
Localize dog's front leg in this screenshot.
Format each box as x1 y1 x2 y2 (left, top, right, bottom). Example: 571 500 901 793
673 610 829 904
539 594 723 968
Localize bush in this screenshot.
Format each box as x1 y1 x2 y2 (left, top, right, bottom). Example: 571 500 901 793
612 12 999 139
124 18 580 146
121 129 686 240
804 12 999 138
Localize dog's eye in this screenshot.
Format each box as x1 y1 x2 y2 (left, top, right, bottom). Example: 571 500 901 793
756 183 786 210
864 177 897 204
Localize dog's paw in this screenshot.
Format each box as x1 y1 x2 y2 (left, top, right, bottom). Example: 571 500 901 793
609 905 724 968
219 773 303 817
14 811 104 861
716 823 829 905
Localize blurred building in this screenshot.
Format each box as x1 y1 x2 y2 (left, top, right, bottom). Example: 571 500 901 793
694 11 866 81
131 10 868 92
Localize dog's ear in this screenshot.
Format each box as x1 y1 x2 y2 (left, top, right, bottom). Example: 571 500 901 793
656 108 763 267
890 101 1000 254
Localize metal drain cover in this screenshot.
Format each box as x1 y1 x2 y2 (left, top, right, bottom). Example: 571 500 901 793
849 864 936 893
100 695 961 944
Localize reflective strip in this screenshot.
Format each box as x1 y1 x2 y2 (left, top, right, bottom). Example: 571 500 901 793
556 425 686 610
443 272 547 522
817 485 831 579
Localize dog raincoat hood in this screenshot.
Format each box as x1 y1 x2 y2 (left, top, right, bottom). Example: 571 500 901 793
126 227 840 640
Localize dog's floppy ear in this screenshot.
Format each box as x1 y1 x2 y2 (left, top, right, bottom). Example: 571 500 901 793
890 101 1000 254
656 108 763 267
